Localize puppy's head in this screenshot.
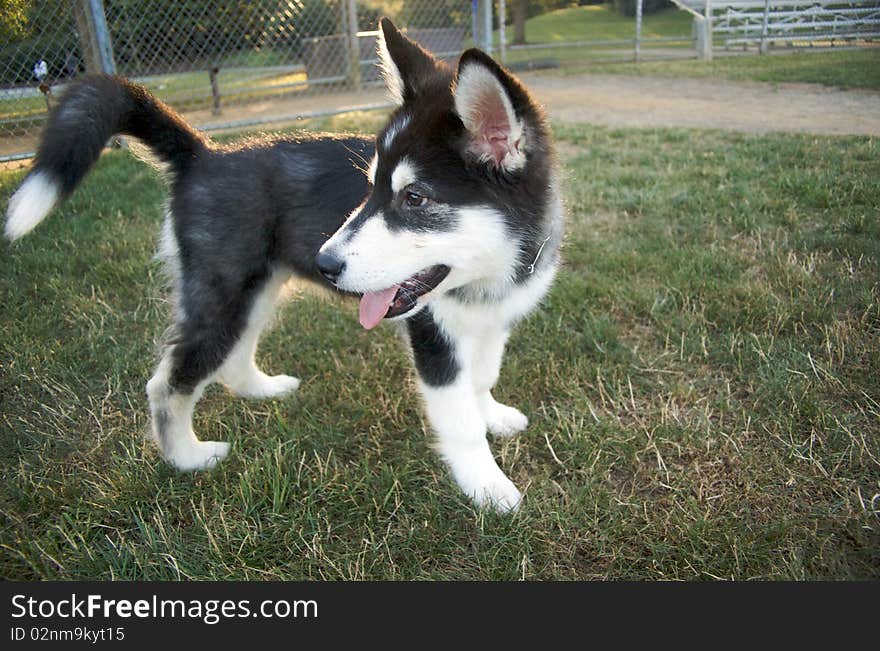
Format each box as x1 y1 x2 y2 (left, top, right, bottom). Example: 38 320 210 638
318 18 553 329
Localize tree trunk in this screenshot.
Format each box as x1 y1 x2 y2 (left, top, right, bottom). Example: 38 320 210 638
513 0 527 45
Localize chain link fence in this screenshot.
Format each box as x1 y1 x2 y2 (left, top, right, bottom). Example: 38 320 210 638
0 1 729 163
2 2 876 164
673 0 880 55
1 0 479 163
0 1 703 164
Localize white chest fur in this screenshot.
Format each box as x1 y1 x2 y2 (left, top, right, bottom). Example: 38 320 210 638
430 264 557 338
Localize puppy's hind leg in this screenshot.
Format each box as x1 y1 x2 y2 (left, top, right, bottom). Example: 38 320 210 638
218 271 300 399
472 329 528 438
147 350 229 471
147 273 272 471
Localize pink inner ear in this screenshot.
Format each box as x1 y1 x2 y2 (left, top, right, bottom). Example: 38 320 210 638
470 94 514 166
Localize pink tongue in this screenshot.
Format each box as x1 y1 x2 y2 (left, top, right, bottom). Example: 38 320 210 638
358 286 400 330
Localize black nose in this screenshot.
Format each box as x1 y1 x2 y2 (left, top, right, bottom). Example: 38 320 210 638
316 251 345 283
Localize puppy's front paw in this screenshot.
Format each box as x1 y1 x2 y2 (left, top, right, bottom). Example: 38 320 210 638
485 402 528 438
471 473 523 513
166 440 230 472
445 444 523 513
226 372 300 399
253 373 301 398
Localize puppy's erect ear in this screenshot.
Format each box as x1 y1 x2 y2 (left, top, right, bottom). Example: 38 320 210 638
378 17 439 105
454 49 533 172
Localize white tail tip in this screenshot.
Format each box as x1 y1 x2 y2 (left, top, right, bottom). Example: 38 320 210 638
5 171 61 241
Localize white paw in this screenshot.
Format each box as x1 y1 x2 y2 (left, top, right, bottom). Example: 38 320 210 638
470 474 523 513
226 372 300 399
485 402 529 438
444 443 523 513
166 440 230 472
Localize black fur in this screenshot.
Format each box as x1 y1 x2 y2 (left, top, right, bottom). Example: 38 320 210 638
161 138 373 393
168 271 267 393
406 307 459 387
342 173 460 236
34 75 206 197
171 135 373 286
28 76 374 395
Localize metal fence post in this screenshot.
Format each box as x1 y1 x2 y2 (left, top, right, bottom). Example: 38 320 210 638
344 0 361 91
473 0 493 53
694 16 709 60
209 67 221 115
77 0 117 75
471 0 479 47
484 0 493 54
635 0 643 62
499 0 507 64
705 0 714 60
759 0 771 54
76 0 124 148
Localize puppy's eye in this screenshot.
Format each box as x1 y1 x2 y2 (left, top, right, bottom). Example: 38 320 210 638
405 191 428 208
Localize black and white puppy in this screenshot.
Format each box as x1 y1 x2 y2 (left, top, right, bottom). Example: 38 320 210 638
4 19 563 512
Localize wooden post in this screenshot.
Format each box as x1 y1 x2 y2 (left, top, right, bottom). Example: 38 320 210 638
210 67 221 115
38 82 52 111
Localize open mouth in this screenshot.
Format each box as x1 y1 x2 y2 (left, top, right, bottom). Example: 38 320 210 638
358 264 451 330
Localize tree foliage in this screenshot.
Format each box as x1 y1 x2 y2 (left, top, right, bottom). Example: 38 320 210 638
0 0 80 84
0 0 30 42
105 0 341 72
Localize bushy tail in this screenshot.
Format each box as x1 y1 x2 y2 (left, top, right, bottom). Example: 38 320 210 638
5 75 206 240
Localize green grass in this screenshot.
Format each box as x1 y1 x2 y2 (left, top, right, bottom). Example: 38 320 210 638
505 4 691 43
496 4 693 67
578 47 880 90
1 117 879 580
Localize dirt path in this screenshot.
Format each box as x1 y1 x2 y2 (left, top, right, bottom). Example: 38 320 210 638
181 71 880 138
522 72 880 136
